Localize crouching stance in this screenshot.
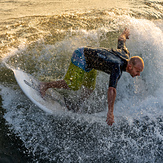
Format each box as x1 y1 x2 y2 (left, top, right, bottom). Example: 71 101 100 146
40 29 144 126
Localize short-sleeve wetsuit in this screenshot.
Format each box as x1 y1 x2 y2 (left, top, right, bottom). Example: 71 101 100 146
84 40 130 88
64 39 130 90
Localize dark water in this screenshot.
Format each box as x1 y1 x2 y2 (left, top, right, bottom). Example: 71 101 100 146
0 92 32 163
0 0 163 162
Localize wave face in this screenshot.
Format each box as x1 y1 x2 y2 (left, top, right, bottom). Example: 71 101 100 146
0 0 163 162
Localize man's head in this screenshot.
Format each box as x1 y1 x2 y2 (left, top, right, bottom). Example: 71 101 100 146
126 56 144 77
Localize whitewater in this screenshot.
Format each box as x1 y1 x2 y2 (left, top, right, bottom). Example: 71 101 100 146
0 0 163 162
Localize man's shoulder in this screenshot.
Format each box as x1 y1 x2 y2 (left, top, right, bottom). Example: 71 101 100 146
84 47 113 56
84 46 109 51
112 48 130 60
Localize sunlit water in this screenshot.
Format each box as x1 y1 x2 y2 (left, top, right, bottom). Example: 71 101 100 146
0 0 163 162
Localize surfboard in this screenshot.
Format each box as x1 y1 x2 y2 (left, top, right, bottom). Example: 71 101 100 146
13 69 67 114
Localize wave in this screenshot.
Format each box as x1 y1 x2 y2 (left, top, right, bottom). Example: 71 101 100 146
0 5 163 162
0 2 163 58
2 14 163 113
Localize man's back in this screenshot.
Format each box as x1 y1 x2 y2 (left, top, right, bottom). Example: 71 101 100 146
83 46 129 88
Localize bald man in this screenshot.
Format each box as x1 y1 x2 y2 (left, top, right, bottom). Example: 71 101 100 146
40 29 144 126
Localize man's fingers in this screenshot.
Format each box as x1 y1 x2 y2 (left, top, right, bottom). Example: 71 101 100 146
107 121 113 126
106 118 115 126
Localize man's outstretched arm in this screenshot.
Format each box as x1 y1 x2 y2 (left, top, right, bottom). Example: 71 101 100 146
118 28 130 41
106 87 116 126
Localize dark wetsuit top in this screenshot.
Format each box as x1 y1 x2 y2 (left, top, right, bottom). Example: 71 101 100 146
83 40 130 88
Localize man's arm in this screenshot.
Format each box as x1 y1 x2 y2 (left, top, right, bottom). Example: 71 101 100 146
106 87 116 126
106 29 129 126
118 28 130 41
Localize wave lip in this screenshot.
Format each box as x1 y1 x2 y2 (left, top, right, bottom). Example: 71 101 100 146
0 1 163 162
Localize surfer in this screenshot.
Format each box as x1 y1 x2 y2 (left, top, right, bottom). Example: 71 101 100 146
40 28 144 126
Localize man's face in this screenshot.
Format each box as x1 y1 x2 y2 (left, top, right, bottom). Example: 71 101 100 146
129 63 144 78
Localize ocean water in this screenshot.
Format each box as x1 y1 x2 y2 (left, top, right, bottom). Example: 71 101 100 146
0 0 163 162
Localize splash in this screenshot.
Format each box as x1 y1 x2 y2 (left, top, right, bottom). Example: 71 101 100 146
1 11 163 162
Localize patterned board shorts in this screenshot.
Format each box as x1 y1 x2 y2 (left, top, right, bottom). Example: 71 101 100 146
64 62 97 91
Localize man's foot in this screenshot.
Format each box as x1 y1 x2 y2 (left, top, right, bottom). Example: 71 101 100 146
64 97 80 112
39 83 47 97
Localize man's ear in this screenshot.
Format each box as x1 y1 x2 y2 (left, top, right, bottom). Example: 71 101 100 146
128 63 132 70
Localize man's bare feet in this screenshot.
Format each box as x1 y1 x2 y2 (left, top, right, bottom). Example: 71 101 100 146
39 83 48 97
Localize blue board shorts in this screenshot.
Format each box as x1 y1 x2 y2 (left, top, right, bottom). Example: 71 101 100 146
64 48 97 91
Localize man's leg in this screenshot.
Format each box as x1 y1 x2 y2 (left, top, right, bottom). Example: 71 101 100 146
40 80 69 97
79 69 97 104
40 61 81 97
78 87 93 105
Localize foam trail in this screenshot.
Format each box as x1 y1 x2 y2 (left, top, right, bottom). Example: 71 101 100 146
1 15 163 162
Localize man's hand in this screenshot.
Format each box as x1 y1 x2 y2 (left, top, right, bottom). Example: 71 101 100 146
119 28 130 42
122 28 130 39
106 111 115 126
